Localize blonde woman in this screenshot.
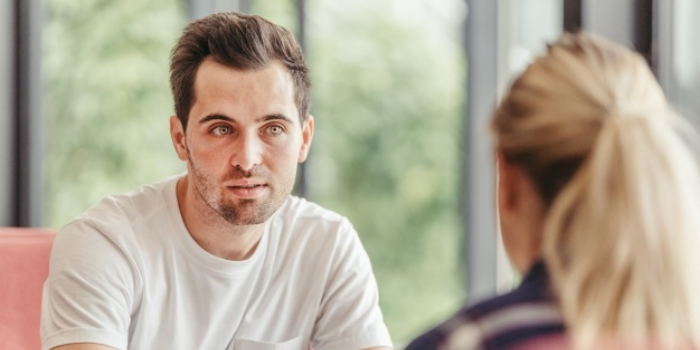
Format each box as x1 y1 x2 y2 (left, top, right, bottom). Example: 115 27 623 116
406 32 700 350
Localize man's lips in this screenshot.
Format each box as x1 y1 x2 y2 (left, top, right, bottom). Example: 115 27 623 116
227 179 265 187
226 183 268 199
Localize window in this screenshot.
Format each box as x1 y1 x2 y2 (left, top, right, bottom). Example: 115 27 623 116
43 0 187 227
669 0 700 125
507 0 563 78
255 0 467 342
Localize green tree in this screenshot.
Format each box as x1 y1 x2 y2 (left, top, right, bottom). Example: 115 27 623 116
44 0 187 228
256 0 467 342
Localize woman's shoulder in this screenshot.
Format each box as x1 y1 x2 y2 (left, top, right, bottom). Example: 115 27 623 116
406 294 563 350
406 262 565 350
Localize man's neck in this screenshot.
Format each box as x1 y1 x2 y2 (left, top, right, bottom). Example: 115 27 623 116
176 176 266 261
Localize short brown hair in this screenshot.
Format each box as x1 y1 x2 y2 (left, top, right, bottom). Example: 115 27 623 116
169 12 311 129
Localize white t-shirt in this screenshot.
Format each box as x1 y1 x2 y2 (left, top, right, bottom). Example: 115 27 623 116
41 175 392 350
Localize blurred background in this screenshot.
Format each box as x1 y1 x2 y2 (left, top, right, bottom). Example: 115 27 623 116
2 0 699 345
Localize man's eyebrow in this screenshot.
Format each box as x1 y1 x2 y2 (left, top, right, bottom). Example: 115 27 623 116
199 114 236 124
198 113 294 124
258 114 294 123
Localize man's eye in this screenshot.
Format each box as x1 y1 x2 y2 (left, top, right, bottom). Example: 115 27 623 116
213 126 231 136
267 125 284 135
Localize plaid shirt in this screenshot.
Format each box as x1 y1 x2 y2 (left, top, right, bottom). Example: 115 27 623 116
405 262 565 350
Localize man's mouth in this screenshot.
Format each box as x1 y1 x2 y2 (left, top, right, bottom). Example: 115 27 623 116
227 184 267 198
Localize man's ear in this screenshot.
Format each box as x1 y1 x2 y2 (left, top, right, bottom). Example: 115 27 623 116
170 116 188 161
298 115 314 163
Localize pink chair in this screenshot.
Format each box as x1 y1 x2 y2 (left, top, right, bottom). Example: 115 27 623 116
0 227 57 350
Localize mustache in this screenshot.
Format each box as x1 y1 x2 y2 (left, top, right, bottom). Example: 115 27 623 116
224 166 266 180
185 147 265 181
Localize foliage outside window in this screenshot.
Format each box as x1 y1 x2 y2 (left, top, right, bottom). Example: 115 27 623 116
44 0 186 228
255 0 467 341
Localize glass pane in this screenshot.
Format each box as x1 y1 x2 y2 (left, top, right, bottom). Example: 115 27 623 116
672 0 700 126
256 0 467 343
508 0 563 77
309 0 466 343
43 0 187 228
250 0 298 34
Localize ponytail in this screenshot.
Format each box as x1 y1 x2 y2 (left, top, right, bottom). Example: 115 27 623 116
544 112 700 348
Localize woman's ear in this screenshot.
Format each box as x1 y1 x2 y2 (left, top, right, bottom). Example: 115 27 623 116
496 150 547 273
497 151 518 212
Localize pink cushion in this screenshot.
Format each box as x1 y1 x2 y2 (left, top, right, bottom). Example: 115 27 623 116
0 227 56 350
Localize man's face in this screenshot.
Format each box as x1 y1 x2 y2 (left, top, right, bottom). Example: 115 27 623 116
171 58 313 225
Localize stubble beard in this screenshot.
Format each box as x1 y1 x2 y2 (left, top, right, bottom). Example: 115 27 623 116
187 151 293 226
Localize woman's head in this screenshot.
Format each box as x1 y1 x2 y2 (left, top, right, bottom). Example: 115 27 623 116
494 32 667 205
492 32 700 348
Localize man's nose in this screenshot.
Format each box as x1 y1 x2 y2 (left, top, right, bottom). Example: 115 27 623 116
231 133 263 171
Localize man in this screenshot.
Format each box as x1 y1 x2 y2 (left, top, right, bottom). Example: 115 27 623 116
41 12 392 350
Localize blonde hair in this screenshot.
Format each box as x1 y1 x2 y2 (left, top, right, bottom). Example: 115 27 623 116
492 32 700 349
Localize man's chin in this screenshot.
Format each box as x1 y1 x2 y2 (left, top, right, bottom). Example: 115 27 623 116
226 218 267 226
216 191 292 225
217 205 273 226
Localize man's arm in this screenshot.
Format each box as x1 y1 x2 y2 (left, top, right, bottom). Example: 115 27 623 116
52 344 119 350
41 220 134 350
311 219 393 350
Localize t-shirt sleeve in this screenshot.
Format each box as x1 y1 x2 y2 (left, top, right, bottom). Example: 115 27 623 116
311 219 393 350
41 219 137 350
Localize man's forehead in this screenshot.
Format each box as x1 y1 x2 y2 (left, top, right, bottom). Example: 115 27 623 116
192 59 295 101
189 58 300 124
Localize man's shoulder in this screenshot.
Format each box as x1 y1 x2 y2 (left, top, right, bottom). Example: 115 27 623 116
270 196 358 252
276 196 350 230
62 175 179 240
